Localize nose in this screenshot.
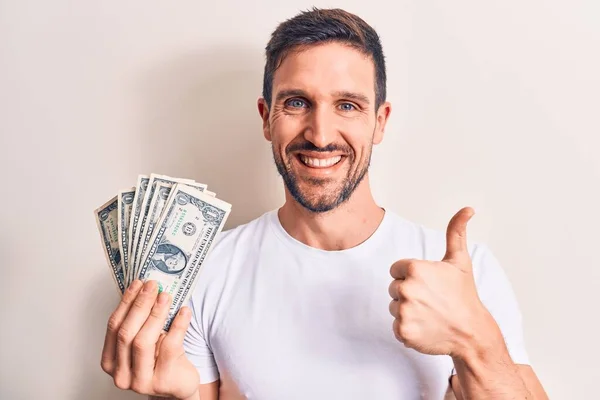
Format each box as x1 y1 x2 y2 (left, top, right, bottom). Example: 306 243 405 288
303 106 337 149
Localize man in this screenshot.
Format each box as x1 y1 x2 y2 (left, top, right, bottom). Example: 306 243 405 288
100 8 548 400
151 243 187 275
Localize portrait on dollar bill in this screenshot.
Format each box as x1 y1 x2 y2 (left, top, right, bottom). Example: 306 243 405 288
151 243 187 275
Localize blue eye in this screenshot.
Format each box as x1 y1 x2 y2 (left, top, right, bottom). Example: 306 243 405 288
286 99 307 108
339 103 355 111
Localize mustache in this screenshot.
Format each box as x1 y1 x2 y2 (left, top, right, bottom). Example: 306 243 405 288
286 141 352 154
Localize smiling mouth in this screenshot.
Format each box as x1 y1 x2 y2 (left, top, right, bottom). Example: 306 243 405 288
298 154 344 168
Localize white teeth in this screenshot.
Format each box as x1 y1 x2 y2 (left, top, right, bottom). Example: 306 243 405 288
300 155 342 167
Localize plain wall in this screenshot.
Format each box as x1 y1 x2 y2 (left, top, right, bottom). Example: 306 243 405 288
1 1 598 399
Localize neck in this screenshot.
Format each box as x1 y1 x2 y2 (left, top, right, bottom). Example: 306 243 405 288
277 174 385 251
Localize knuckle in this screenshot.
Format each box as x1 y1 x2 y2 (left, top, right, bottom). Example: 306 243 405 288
171 318 186 332
393 309 418 344
107 314 121 333
399 322 417 342
169 320 189 336
397 301 411 318
149 304 166 320
130 378 150 394
132 295 147 310
388 280 398 299
393 319 402 339
113 372 130 390
121 291 136 305
389 261 399 277
100 358 113 375
117 327 135 346
406 261 418 276
388 300 399 318
153 379 171 396
397 283 412 300
132 336 150 355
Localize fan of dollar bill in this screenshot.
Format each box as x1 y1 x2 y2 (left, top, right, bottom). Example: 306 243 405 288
94 173 232 330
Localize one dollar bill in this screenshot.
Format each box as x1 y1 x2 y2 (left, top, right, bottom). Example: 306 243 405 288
127 175 150 286
117 187 135 280
137 181 208 272
138 184 231 330
94 196 126 295
131 174 195 279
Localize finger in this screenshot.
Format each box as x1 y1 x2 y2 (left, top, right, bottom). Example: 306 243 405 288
388 280 397 300
101 279 144 375
388 279 410 301
131 292 172 392
393 318 403 343
155 332 167 359
159 306 192 361
443 206 475 262
388 299 400 318
390 259 419 280
114 280 160 389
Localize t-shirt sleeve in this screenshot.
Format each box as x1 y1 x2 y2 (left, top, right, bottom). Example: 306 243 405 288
451 243 530 375
182 294 220 384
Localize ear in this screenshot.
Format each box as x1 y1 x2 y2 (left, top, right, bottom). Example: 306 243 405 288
257 97 272 141
373 101 392 145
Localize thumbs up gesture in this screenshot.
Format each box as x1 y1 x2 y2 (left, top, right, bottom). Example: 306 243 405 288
388 207 496 358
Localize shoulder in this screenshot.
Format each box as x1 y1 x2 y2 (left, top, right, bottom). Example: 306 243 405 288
190 209 275 288
208 209 275 257
185 211 275 317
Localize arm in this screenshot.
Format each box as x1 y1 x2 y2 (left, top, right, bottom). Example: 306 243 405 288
452 365 547 400
449 312 548 399
388 208 548 399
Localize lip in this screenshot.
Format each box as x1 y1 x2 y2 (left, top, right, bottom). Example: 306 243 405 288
293 153 347 177
296 151 347 159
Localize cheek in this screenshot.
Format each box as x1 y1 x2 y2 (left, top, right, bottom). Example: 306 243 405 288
273 123 309 159
345 135 373 165
271 117 302 147
271 109 304 133
340 117 375 152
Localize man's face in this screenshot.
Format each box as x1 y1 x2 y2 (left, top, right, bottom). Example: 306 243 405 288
259 42 390 213
165 253 184 271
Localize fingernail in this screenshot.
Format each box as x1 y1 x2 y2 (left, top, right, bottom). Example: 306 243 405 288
157 292 169 305
129 280 142 292
142 281 156 293
180 307 191 317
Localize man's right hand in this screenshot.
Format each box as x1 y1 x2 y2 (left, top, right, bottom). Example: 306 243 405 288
101 279 200 399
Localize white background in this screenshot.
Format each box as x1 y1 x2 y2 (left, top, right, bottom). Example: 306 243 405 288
1 1 598 399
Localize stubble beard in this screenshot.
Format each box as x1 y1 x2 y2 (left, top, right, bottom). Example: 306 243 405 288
272 140 373 213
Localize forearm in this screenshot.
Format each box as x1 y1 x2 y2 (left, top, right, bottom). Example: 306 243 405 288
452 313 532 399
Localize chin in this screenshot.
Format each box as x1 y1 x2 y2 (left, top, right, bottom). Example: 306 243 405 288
291 185 349 213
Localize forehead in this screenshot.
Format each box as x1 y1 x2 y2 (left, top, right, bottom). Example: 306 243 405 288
272 42 375 99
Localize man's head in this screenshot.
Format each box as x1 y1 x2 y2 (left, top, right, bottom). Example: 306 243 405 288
258 8 392 213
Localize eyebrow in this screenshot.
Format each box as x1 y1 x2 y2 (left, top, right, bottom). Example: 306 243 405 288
275 89 308 104
331 91 370 105
274 89 371 105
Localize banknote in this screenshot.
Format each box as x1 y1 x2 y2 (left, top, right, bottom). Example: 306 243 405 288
117 187 135 279
137 181 208 270
94 196 125 295
138 184 231 330
131 174 195 279
127 175 149 285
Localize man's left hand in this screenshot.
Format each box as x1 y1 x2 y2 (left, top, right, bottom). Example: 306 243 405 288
388 206 497 358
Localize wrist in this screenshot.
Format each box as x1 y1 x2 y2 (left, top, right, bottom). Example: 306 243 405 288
451 305 506 363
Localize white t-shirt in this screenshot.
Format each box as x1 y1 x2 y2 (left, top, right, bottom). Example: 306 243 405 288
183 209 529 399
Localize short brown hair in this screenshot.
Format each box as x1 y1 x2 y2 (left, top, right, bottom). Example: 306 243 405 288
262 7 387 110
